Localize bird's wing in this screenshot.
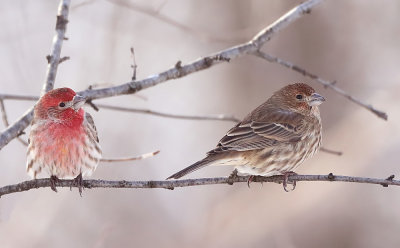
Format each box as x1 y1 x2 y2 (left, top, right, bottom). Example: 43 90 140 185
209 111 304 154
85 112 99 142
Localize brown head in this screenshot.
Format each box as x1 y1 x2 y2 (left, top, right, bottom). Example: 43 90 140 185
268 83 325 115
34 88 86 124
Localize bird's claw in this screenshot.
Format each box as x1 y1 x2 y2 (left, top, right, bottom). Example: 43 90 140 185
247 175 255 188
72 173 84 196
50 175 60 193
283 171 297 192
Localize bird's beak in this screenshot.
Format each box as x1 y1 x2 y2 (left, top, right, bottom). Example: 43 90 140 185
308 93 325 106
72 94 86 111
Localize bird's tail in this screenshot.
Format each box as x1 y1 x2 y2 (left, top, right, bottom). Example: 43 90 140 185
167 158 215 179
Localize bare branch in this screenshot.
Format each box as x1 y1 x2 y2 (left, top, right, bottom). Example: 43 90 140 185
130 47 137 81
0 93 240 122
0 94 38 101
97 104 241 122
254 50 388 120
0 100 10 127
0 173 398 197
0 0 323 150
41 0 71 95
105 0 232 43
0 100 28 146
320 147 342 156
101 150 160 162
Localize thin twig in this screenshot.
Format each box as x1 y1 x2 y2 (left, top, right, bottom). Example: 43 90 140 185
105 0 233 43
0 0 323 150
41 0 71 95
254 50 388 120
101 150 160 162
130 47 137 81
97 104 241 122
0 173 398 197
0 94 240 122
0 94 38 101
0 100 28 146
320 147 342 156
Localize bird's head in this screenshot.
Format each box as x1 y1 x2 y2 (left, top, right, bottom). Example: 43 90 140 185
34 88 86 123
272 83 325 115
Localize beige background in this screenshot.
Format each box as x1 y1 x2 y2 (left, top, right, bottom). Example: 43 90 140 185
1 0 400 247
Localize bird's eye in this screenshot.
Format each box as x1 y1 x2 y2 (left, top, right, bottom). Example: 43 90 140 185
59 102 66 108
295 94 303 100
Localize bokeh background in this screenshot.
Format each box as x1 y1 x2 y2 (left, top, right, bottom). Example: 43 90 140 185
1 0 400 247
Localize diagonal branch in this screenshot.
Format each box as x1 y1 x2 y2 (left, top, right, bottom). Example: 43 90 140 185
0 100 28 146
41 0 71 95
254 50 388 120
97 104 241 122
0 173 398 197
0 0 324 150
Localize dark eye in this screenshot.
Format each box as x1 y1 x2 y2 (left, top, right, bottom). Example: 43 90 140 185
59 102 66 108
296 94 303 100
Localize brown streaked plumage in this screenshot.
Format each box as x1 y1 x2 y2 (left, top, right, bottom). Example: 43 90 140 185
167 83 325 183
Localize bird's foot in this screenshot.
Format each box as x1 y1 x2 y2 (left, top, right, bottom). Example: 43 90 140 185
247 175 255 188
282 171 297 192
72 173 84 196
50 175 60 193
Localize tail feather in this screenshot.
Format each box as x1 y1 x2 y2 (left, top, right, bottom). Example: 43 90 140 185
167 158 214 179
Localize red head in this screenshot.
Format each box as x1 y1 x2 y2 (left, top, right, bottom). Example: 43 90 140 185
34 88 86 124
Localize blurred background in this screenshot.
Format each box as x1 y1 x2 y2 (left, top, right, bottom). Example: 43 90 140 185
1 0 399 247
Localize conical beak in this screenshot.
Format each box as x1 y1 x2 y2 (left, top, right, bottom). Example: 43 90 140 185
308 93 325 106
72 94 86 111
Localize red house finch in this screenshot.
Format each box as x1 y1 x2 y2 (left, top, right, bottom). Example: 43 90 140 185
167 83 325 191
27 88 102 193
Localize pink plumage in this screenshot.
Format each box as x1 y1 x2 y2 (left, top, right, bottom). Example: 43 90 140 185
27 88 101 190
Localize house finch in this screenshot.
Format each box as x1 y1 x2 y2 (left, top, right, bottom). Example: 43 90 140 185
26 88 102 194
167 83 325 191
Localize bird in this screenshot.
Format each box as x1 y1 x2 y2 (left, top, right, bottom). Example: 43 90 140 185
26 88 102 194
167 83 325 191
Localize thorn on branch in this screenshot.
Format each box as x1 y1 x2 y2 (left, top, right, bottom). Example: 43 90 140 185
228 169 239 185
387 175 395 181
56 15 69 30
213 55 230 62
46 55 52 64
382 175 395 187
86 100 99 112
59 56 70 64
130 47 137 81
128 82 143 94
323 80 337 89
328 173 335 181
17 131 26 137
63 37 69 40
204 57 213 68
175 60 182 69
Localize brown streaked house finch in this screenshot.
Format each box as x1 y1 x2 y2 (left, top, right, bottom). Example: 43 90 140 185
26 88 102 193
168 83 325 191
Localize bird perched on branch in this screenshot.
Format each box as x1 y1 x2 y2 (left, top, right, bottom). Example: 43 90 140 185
167 83 325 191
27 88 102 194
